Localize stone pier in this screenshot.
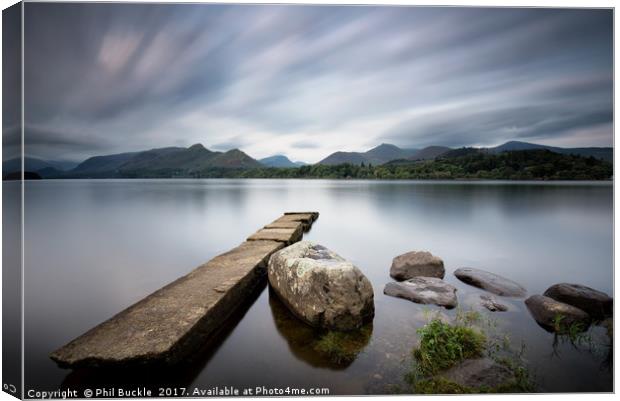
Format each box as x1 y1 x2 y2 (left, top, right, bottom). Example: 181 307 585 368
50 212 319 368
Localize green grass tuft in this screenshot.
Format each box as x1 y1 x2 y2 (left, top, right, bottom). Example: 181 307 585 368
412 319 486 376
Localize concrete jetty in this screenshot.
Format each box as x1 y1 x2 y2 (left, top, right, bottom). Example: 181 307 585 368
50 212 319 368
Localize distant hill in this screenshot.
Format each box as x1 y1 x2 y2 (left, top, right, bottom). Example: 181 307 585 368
438 147 486 159
59 144 261 178
318 151 370 166
9 139 612 180
318 143 418 166
408 146 451 160
364 144 418 165
259 155 305 168
71 152 141 174
3 157 80 176
490 141 612 162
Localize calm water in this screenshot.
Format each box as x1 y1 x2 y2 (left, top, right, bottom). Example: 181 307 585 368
19 179 613 394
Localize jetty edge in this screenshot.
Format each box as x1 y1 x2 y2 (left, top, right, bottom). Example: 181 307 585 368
50 212 319 369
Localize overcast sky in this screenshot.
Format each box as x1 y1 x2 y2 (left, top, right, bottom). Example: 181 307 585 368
14 4 614 163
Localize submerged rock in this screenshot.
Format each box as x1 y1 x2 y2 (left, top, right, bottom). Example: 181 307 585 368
454 268 526 297
480 294 508 312
268 241 374 331
525 295 590 332
384 277 457 309
441 358 513 389
543 283 612 319
268 289 372 369
390 251 445 280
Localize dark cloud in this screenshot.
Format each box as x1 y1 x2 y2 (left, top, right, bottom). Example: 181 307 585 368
2 3 22 160
20 4 612 162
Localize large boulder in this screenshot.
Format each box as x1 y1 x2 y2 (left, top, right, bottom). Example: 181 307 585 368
384 277 457 309
543 283 612 319
390 251 445 280
268 241 374 331
454 268 526 297
525 295 590 332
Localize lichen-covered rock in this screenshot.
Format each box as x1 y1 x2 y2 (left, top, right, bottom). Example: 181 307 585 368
268 241 374 331
384 277 457 309
525 295 590 332
543 283 612 319
454 268 526 297
390 251 445 280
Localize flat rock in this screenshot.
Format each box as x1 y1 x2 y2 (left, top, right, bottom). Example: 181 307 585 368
50 240 285 368
247 226 302 244
284 211 319 221
543 283 612 319
273 213 318 231
268 241 374 331
441 358 513 389
264 221 304 230
384 277 457 309
480 294 508 312
390 251 445 280
525 294 590 332
454 268 526 297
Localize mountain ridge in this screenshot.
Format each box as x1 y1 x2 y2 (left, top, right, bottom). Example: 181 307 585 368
3 140 612 179
318 143 419 165
259 155 306 168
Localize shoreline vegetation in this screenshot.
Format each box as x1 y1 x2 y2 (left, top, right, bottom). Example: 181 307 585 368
9 149 614 181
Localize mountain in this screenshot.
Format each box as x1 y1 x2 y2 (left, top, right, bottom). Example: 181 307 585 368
116 145 215 171
437 147 485 159
67 144 261 177
318 151 370 166
71 152 141 174
318 143 418 166
208 149 263 169
3 157 80 176
408 146 451 160
259 155 305 168
44 159 80 171
364 143 418 165
490 141 612 162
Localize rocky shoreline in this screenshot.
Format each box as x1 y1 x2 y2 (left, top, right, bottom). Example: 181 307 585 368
267 241 613 393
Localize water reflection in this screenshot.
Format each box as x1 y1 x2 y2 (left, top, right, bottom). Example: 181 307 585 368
268 288 372 370
22 179 612 393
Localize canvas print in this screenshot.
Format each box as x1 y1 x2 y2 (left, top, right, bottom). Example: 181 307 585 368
1 1 614 398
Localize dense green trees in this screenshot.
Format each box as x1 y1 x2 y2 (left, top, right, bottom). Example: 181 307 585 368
190 150 612 180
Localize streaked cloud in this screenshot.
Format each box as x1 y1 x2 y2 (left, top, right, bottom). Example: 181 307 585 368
20 4 612 163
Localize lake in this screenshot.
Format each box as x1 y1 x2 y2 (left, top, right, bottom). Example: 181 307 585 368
17 179 613 394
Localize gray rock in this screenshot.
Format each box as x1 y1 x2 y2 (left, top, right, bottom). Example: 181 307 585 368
390 251 445 280
384 277 457 309
454 268 526 297
480 294 508 312
525 295 590 332
441 358 513 389
543 283 612 319
268 241 374 331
